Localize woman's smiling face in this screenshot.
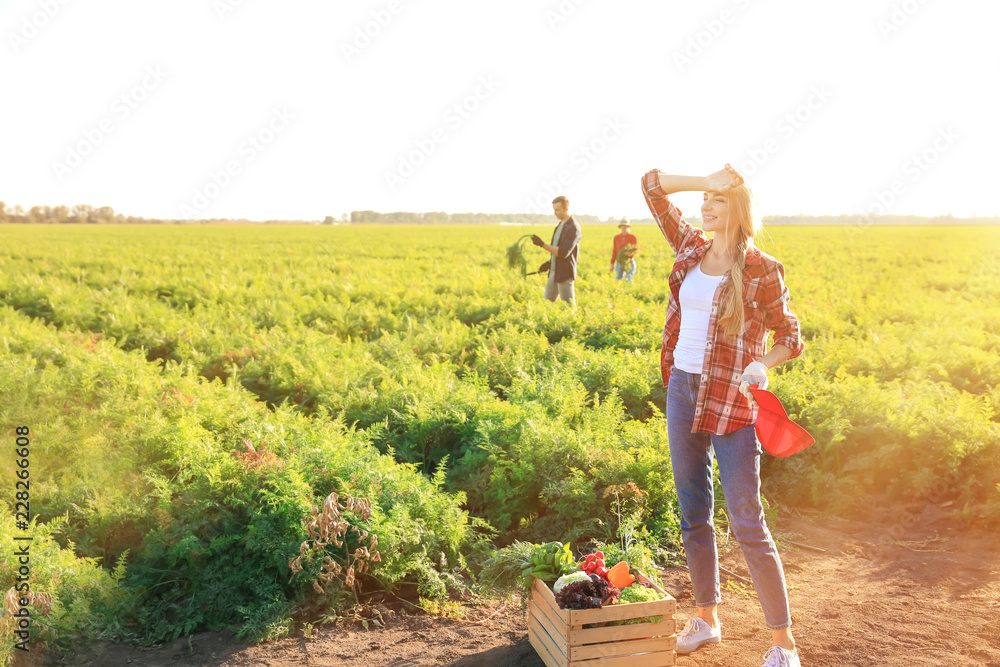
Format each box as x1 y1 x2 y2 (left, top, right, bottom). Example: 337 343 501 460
702 190 730 233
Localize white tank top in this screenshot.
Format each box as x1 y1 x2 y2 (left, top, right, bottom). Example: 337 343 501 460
674 262 725 374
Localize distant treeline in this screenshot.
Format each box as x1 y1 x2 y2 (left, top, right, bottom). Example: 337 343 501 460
1 203 126 224
348 210 609 225
0 203 317 225
2 202 998 226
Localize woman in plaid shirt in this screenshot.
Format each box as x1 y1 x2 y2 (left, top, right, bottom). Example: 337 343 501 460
641 165 804 667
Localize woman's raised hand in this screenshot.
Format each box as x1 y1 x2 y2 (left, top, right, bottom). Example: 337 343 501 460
704 163 744 192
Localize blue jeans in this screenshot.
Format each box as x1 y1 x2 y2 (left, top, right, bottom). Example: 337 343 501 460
667 366 792 630
615 259 637 282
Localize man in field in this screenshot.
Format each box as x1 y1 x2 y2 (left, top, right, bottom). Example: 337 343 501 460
532 195 582 306
611 217 639 282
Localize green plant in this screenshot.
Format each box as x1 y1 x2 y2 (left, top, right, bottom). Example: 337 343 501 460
605 482 647 552
519 542 577 591
0 514 135 663
505 235 533 275
475 540 538 600
615 244 638 266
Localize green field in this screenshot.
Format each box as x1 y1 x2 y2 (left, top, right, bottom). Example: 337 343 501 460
1 223 998 653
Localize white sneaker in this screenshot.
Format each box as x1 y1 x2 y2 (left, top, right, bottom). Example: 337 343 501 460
675 617 722 654
761 645 800 667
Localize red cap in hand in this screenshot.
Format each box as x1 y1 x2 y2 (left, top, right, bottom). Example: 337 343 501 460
749 385 815 457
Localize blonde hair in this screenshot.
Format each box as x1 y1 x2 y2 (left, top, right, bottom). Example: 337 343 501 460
718 183 762 338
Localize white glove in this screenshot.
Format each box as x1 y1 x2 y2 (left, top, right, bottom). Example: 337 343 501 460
739 361 769 408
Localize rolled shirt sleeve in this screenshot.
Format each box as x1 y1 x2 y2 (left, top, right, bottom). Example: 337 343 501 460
641 169 704 255
762 261 805 359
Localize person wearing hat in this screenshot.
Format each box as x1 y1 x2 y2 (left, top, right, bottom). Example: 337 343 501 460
640 164 805 667
611 218 639 282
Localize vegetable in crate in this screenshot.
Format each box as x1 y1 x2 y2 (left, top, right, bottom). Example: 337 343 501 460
613 584 665 625
555 579 602 610
553 571 591 594
555 575 620 610
519 541 578 590
589 574 621 606
606 560 636 589
579 550 608 578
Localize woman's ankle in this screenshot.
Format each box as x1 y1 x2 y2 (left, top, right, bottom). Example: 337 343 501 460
771 628 795 651
697 614 719 628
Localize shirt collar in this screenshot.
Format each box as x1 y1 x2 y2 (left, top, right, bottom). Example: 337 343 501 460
692 243 764 277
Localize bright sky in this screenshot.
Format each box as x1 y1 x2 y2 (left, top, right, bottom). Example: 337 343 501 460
2 0 997 222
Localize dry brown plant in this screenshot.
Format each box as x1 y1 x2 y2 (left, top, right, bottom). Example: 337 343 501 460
288 492 381 603
231 438 285 472
2 587 55 664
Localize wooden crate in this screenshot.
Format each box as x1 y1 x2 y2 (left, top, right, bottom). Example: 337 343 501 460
528 571 677 667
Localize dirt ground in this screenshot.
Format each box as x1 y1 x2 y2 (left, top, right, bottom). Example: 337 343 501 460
35 502 1000 667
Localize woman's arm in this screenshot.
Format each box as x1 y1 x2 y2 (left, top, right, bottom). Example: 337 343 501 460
756 343 794 369
642 165 744 254
656 174 710 195
641 170 696 253
740 343 794 406
658 165 743 195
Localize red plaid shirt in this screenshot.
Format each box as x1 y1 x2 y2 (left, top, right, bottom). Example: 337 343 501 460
641 169 804 435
